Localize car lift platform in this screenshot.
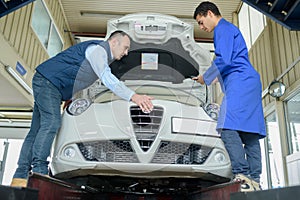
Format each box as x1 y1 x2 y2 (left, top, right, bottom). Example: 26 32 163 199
1 173 300 200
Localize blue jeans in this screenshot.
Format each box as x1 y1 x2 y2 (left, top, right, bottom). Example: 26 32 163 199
221 129 262 182
13 72 62 178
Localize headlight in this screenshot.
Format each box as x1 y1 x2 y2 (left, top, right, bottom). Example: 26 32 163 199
204 103 219 121
63 146 76 158
214 152 226 164
67 98 91 115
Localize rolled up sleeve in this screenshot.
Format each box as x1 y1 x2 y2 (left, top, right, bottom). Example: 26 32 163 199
86 45 135 101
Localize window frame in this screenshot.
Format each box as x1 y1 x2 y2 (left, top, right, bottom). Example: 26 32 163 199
264 110 286 188
238 3 267 50
285 90 300 154
31 0 63 57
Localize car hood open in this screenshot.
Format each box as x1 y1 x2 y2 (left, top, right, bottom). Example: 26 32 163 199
107 13 211 83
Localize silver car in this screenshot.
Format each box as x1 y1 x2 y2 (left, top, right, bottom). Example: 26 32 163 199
50 13 232 194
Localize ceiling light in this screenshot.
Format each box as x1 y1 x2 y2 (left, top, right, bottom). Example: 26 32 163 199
80 11 121 19
80 11 197 24
5 65 33 95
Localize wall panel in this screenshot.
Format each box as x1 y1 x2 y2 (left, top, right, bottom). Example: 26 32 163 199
0 0 73 76
33 42 42 69
276 24 289 85
295 32 300 79
282 27 295 85
290 31 300 84
263 27 274 85
25 33 34 67
3 13 14 40
14 7 27 51
249 25 274 106
257 39 264 84
269 21 280 81
0 15 7 32
18 4 32 58
250 20 300 104
31 39 38 68
9 8 21 44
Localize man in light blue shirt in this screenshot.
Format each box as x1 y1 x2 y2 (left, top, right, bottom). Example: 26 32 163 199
193 1 266 192
11 31 154 187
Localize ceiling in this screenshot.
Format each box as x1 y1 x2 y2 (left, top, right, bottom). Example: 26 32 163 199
61 0 242 40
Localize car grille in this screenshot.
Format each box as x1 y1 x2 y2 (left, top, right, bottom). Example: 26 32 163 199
77 140 211 165
77 140 139 162
130 106 163 152
151 141 212 164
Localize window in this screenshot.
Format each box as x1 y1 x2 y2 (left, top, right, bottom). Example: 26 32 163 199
249 6 266 44
0 139 23 185
286 92 300 154
238 3 266 49
264 112 285 188
31 0 63 57
238 4 251 49
48 26 63 57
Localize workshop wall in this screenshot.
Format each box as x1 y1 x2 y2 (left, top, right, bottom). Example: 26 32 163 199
249 19 300 106
248 18 300 186
0 0 73 76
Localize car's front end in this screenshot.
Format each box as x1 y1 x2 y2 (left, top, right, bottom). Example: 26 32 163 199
50 13 231 194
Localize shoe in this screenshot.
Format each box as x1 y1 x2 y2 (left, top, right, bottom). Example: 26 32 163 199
250 179 262 191
10 178 28 187
233 174 262 192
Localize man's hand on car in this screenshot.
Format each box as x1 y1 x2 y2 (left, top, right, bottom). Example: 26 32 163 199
192 75 205 84
131 94 154 113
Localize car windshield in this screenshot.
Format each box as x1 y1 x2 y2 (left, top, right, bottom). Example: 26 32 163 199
93 82 206 106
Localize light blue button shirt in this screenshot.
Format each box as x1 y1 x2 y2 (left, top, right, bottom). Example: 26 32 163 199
85 44 135 101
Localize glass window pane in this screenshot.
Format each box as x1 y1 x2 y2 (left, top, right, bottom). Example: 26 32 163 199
286 93 300 153
0 139 23 185
260 139 268 189
265 112 285 188
238 3 251 50
31 0 51 48
48 25 63 57
249 6 265 44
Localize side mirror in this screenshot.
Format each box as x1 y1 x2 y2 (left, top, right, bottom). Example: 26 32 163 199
268 80 286 98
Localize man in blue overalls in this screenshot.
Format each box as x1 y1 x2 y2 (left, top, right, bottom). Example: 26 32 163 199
193 1 266 191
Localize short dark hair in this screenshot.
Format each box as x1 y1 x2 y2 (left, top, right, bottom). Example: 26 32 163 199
193 1 221 19
108 30 130 40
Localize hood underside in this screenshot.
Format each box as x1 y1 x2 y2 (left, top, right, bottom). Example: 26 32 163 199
110 38 201 84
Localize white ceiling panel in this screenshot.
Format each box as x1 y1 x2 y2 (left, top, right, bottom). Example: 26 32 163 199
60 0 242 40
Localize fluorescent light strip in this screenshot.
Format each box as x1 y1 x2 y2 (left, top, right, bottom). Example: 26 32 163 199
80 11 197 24
5 65 33 95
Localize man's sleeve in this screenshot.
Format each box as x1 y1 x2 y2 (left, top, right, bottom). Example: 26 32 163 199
86 45 135 101
203 25 235 85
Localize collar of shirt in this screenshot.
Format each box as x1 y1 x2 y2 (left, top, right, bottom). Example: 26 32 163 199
110 49 114 60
